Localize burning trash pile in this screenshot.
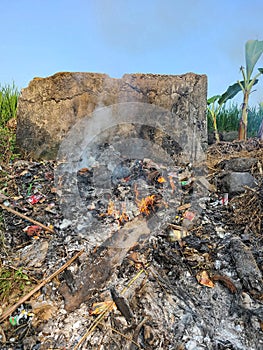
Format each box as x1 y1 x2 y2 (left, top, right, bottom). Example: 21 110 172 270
75 157 202 243
6 104 263 349
0 139 263 349
54 102 206 246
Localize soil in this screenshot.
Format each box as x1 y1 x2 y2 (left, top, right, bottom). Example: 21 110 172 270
0 139 262 350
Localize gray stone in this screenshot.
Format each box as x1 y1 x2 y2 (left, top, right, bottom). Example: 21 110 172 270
230 237 263 292
221 131 238 142
218 157 258 172
221 172 257 195
16 72 207 159
208 131 238 144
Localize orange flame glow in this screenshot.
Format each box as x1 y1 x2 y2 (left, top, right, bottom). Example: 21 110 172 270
105 200 129 224
157 176 166 183
137 194 156 215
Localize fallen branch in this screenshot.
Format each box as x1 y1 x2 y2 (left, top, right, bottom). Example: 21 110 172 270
0 249 84 323
0 203 55 234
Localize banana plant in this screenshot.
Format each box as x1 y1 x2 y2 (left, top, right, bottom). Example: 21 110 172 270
218 40 263 140
207 95 224 142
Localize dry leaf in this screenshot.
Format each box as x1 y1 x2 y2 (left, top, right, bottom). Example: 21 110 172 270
177 203 191 211
212 274 237 293
31 301 56 325
196 270 215 288
23 225 42 237
89 301 116 315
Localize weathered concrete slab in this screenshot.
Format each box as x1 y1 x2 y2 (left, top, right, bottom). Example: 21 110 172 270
16 72 207 159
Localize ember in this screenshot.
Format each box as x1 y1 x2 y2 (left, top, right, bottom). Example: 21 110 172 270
136 194 157 216
106 200 118 218
157 176 166 183
101 200 129 225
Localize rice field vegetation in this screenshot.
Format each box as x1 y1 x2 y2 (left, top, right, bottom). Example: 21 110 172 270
0 82 20 163
207 102 263 137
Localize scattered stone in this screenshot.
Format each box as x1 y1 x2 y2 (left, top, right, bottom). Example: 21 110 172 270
58 218 72 230
221 130 239 142
208 131 238 144
218 157 258 172
220 171 257 195
230 237 263 293
18 240 49 267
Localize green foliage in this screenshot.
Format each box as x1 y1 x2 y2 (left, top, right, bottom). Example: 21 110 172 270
207 85 240 142
209 40 263 140
0 82 20 164
207 95 225 142
0 265 31 302
0 82 19 126
207 102 263 136
248 103 263 136
245 40 263 81
0 127 19 163
222 40 263 140
218 80 258 105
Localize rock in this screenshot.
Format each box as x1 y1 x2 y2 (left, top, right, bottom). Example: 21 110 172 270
230 237 263 293
58 218 72 230
208 131 238 144
220 172 257 195
221 131 238 142
218 157 258 172
16 72 207 159
18 240 49 267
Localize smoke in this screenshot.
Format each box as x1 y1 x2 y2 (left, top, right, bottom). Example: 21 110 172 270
91 0 214 53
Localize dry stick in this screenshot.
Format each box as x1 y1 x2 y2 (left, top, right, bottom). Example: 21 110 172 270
74 266 148 350
73 301 115 350
0 203 55 234
0 249 84 323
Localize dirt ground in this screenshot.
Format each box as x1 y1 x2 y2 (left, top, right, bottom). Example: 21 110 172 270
0 139 262 350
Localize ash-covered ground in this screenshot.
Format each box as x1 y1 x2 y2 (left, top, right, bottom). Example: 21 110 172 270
0 139 262 350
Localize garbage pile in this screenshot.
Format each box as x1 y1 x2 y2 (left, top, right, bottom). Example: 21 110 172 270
0 139 262 350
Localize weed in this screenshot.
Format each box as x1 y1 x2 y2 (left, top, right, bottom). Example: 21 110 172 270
247 103 263 136
0 265 32 303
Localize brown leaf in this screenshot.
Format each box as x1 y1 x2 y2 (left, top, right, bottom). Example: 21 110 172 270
23 225 42 237
177 203 191 211
196 271 215 288
31 301 56 324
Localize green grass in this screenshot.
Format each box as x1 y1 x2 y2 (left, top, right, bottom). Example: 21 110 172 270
0 82 19 125
207 102 263 137
0 82 20 163
247 103 263 136
0 265 32 303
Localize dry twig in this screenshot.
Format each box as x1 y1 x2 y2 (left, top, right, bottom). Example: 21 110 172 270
0 203 55 234
0 249 84 323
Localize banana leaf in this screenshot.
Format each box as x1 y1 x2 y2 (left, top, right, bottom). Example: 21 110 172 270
218 80 258 105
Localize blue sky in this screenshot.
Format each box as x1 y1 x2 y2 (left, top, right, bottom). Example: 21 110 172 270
1 0 263 106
